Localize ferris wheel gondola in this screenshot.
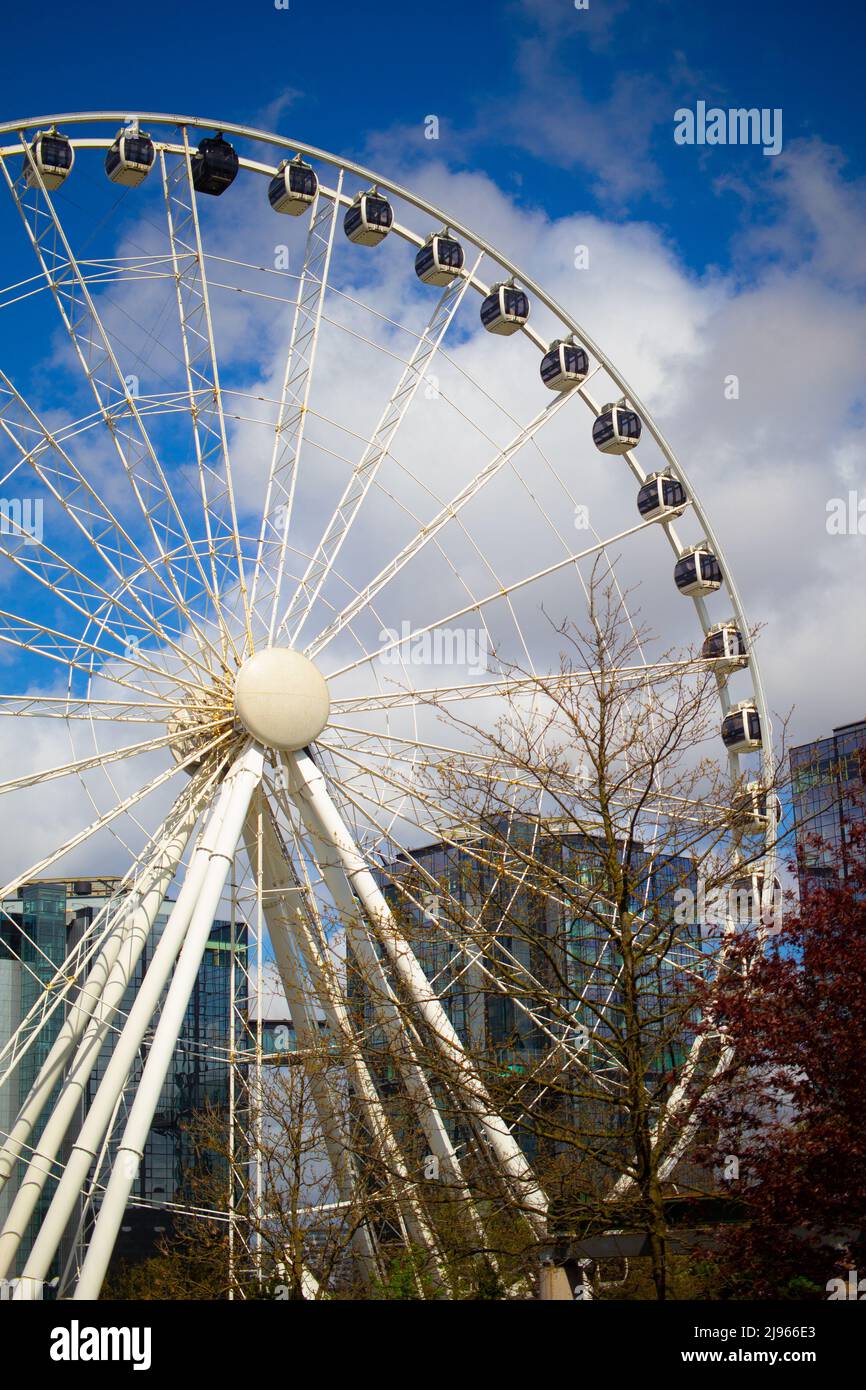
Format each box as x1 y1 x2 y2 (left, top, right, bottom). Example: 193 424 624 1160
480 280 530 334
191 132 239 196
105 123 155 187
415 231 465 285
268 155 318 214
539 337 589 391
344 188 393 244
23 127 74 190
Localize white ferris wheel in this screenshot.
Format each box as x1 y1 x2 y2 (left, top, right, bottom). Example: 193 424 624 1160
0 112 775 1298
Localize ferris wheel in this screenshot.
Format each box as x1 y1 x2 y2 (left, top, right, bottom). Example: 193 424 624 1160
0 112 775 1298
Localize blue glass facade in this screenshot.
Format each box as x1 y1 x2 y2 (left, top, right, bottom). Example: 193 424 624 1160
790 719 866 893
0 878 247 1277
357 829 702 1159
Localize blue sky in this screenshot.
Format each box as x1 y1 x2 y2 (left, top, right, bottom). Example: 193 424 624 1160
3 0 864 278
0 0 864 882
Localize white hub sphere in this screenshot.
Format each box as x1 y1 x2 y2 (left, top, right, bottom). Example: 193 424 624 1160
233 648 330 751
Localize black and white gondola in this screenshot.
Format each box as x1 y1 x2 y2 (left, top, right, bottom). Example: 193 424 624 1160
674 544 723 596
480 281 530 335
732 781 777 834
592 401 642 454
344 188 393 245
105 124 155 188
636 471 688 522
539 337 589 391
415 231 465 285
721 701 763 753
191 133 239 196
701 622 748 673
268 156 318 215
24 128 74 191
729 868 781 925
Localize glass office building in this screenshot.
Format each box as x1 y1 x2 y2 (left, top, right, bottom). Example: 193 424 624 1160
0 877 247 1278
356 828 702 1161
789 718 866 893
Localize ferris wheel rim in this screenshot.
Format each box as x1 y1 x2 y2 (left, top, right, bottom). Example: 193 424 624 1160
0 113 780 1292
0 111 774 821
0 111 774 1049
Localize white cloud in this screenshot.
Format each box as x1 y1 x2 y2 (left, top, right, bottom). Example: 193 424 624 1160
1 130 864 891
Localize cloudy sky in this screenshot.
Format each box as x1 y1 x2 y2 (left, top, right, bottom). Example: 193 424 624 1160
0 0 863 883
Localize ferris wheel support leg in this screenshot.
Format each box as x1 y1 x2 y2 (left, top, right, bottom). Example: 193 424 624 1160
286 786 500 1257
287 750 549 1238
70 744 264 1300
16 766 240 1292
260 806 448 1284
0 796 202 1281
0 796 201 1199
242 803 379 1282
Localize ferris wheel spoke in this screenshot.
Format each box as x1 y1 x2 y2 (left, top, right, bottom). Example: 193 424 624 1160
307 390 579 661
254 393 509 661
368 832 621 1086
327 514 657 680
0 369 228 678
0 724 235 905
0 607 213 706
0 759 221 1096
279 251 483 651
283 412 526 679
330 659 703 716
250 174 344 639
322 729 543 785
0 500 164 661
323 732 712 839
0 148 231 667
0 694 176 722
0 500 220 696
318 738 561 909
317 737 492 857
161 137 251 659
0 719 221 799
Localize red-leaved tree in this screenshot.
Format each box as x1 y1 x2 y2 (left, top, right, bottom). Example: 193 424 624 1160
697 817 866 1299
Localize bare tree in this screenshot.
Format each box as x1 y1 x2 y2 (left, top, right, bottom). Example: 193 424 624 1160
349 569 786 1299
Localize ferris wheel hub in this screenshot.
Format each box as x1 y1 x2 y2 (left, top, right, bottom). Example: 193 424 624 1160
233 647 330 751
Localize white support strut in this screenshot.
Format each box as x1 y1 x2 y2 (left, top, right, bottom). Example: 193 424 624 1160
282 777 499 1252
242 800 380 1282
17 769 240 1291
0 795 201 1278
71 744 264 1299
286 749 549 1237
257 799 448 1282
